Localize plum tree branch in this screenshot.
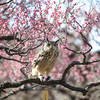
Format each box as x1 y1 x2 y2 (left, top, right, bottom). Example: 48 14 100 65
0 60 100 99
0 34 20 41
69 11 92 54
0 34 43 56
61 60 100 80
0 43 42 56
0 87 24 100
0 0 13 6
0 78 87 98
1 77 100 100
0 55 28 64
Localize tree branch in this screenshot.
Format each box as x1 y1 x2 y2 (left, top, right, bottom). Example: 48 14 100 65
61 60 100 80
69 11 91 42
0 55 28 64
0 0 13 6
0 34 20 41
0 43 42 56
1 77 100 100
85 82 100 91
0 60 100 99
0 87 24 100
0 78 87 96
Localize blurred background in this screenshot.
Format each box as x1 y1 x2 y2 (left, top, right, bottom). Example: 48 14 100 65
0 0 100 100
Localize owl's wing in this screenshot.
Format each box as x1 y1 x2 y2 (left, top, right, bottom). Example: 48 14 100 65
31 50 47 68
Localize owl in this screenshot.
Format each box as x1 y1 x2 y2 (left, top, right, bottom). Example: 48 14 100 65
28 38 59 81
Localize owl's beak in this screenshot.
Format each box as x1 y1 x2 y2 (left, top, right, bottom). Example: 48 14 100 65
50 46 53 50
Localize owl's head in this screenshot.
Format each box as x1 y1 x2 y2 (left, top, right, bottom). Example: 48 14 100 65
43 38 59 51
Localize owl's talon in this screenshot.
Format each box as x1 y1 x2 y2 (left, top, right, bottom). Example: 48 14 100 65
39 76 44 81
46 76 51 81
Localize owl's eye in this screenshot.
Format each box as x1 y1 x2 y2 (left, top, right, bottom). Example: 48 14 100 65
47 43 50 46
54 44 56 46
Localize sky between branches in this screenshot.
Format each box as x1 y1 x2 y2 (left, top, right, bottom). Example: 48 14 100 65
13 0 100 53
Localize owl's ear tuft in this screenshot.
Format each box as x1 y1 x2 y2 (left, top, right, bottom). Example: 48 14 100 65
55 39 59 43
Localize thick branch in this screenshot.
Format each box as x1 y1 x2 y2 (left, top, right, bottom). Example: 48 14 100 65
0 35 20 41
0 0 13 6
1 77 100 99
0 60 100 99
0 78 87 96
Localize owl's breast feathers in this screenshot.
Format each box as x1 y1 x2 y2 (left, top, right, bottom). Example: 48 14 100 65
31 49 59 69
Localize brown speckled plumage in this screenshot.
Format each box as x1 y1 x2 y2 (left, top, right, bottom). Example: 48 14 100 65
28 39 59 81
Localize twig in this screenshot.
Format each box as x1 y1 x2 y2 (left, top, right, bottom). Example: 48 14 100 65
0 87 24 100
0 55 28 64
20 64 28 78
0 43 42 56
